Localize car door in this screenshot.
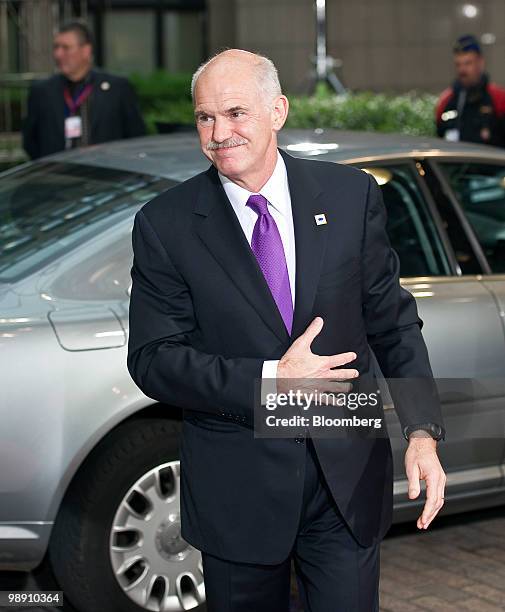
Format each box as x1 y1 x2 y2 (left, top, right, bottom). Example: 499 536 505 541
357 159 505 513
434 157 505 468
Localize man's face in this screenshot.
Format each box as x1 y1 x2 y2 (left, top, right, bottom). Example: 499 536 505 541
454 51 485 88
53 31 91 77
193 60 287 181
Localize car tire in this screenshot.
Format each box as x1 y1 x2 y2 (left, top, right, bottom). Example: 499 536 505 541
48 417 206 612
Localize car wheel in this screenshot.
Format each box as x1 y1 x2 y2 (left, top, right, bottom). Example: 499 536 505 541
48 417 206 612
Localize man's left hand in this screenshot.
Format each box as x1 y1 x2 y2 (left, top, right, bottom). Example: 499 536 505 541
405 436 446 529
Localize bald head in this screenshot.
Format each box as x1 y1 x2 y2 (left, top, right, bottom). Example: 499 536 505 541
191 49 282 105
192 48 289 192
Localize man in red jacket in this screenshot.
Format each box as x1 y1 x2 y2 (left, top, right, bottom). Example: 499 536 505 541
436 34 505 147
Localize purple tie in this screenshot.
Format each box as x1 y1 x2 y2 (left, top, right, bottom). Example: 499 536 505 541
246 194 293 334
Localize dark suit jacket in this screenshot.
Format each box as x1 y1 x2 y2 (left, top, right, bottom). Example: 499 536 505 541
127 148 444 564
22 69 146 160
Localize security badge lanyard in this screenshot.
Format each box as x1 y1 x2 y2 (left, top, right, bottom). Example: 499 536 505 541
64 83 93 141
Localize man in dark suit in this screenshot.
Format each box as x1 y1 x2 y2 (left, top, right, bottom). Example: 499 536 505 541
22 21 145 160
127 49 446 611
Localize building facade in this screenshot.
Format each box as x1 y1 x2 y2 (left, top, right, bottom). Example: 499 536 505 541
208 0 505 94
1 0 504 93
0 0 206 76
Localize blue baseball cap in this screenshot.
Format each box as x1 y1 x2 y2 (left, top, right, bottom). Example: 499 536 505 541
453 34 482 54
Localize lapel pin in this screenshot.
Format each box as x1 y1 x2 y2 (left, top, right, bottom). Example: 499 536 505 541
101 81 111 91
314 213 327 226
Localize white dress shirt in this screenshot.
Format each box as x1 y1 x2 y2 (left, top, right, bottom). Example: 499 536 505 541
218 150 294 381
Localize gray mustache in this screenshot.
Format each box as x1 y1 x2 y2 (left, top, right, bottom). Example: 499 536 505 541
206 138 248 150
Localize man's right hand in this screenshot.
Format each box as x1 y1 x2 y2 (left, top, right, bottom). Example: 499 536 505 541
276 317 358 394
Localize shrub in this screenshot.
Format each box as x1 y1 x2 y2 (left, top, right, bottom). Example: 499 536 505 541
131 76 438 137
129 71 193 113
285 83 437 136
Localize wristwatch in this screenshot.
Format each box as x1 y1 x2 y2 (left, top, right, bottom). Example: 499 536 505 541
403 422 445 441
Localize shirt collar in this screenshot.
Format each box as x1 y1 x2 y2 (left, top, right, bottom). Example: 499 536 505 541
63 69 94 90
218 150 288 215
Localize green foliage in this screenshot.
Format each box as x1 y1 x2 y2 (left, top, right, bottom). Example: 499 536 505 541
129 71 193 113
143 102 195 135
128 72 194 134
0 86 26 104
131 73 438 137
286 90 438 136
0 86 28 133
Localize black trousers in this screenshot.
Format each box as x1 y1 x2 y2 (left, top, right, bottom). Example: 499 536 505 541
201 436 381 612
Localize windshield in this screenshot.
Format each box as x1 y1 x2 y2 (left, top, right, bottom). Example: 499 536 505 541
0 161 175 282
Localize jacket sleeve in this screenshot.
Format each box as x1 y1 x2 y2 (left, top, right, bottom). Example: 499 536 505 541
120 79 146 138
361 173 445 436
127 208 263 423
22 83 40 160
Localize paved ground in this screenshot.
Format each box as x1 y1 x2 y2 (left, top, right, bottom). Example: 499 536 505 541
376 505 505 612
1 506 504 612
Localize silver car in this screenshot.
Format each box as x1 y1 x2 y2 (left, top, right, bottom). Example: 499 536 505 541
1 130 505 612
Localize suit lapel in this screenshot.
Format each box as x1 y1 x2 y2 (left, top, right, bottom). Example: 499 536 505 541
89 70 107 134
279 149 329 340
193 149 329 344
54 76 66 142
193 164 290 344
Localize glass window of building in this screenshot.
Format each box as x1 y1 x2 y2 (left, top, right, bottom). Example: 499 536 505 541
103 10 156 74
163 11 204 73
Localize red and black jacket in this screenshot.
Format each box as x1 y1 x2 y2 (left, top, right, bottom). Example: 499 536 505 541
436 72 505 148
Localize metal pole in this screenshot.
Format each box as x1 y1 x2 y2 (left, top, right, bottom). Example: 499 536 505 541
63 0 71 23
51 0 58 33
315 0 327 82
0 0 9 73
314 0 346 94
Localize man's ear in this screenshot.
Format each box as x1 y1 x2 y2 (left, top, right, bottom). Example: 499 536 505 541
272 95 289 132
84 43 93 62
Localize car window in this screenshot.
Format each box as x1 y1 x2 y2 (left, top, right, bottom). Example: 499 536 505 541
48 226 135 300
361 165 450 277
423 161 483 275
0 161 175 283
440 162 505 273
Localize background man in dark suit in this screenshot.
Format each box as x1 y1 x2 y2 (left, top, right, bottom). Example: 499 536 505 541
127 49 446 611
22 21 146 160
